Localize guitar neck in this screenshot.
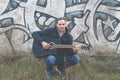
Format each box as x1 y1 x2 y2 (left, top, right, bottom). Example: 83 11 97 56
54 44 75 48
49 42 90 50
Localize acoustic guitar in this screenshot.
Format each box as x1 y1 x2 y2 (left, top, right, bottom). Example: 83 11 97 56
32 36 90 58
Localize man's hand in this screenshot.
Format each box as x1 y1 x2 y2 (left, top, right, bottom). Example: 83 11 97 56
41 41 50 49
73 45 80 52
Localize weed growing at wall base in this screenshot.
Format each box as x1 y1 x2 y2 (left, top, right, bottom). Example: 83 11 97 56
0 53 120 80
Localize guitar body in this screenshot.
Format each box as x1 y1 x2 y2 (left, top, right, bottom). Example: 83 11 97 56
32 36 59 58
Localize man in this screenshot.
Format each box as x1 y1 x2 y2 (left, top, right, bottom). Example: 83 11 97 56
32 17 80 78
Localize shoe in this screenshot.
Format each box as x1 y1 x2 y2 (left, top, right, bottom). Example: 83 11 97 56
45 70 53 78
55 68 65 76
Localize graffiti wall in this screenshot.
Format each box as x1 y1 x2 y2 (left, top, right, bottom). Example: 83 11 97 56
0 0 120 55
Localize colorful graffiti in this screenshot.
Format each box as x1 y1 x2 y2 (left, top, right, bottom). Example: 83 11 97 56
0 0 120 54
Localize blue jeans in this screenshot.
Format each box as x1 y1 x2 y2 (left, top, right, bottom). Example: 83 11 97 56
44 55 80 71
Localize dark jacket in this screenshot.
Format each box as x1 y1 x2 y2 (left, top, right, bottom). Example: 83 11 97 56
32 27 75 56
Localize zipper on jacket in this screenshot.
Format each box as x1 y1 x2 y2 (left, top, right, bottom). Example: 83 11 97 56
59 37 61 44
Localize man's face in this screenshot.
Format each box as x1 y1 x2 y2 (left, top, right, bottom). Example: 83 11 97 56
56 20 66 33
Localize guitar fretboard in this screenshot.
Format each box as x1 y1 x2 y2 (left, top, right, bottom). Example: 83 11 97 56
49 42 90 50
53 44 75 48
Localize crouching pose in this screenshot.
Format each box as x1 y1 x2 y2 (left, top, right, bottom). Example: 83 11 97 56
32 17 80 78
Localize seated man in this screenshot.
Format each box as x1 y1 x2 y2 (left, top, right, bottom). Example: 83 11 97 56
32 17 80 78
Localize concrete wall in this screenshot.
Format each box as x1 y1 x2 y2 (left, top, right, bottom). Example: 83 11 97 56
0 0 120 55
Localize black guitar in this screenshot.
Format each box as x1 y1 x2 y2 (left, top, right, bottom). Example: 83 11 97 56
32 36 90 58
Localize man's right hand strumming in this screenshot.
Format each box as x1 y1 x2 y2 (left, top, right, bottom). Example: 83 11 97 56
41 41 50 49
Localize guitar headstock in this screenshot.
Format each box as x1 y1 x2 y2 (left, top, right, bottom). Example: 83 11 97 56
81 44 91 50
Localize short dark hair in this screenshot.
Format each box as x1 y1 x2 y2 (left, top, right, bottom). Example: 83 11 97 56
56 17 66 24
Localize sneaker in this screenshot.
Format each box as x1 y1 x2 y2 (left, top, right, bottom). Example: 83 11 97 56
45 70 53 78
55 68 65 76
